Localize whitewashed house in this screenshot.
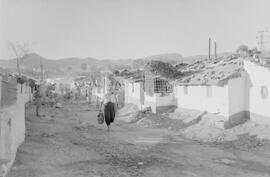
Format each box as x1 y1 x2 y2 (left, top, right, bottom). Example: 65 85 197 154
244 60 270 125
124 72 145 110
91 76 108 101
173 59 248 128
124 58 270 127
91 73 121 103
124 63 177 113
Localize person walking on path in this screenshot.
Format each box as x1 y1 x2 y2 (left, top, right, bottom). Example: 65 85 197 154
99 92 118 131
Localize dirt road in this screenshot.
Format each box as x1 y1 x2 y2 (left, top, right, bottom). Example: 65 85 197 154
7 103 270 177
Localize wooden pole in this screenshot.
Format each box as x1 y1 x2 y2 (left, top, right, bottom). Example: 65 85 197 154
40 58 44 82
209 38 211 60
214 42 217 58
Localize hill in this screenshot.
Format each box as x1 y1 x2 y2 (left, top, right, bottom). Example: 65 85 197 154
0 52 197 79
0 53 101 78
145 53 183 64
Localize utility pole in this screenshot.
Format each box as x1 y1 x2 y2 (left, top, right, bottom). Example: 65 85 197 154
40 58 44 83
214 42 217 58
256 30 269 52
209 38 211 60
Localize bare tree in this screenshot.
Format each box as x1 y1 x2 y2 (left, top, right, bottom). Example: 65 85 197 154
8 42 30 76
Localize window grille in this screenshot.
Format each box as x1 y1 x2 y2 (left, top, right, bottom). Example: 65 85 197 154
153 78 173 94
144 71 172 96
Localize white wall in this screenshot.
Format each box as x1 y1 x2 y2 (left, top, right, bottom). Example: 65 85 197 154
125 80 179 113
124 80 157 113
228 73 248 116
156 93 175 107
144 93 157 113
176 85 229 118
125 81 142 108
124 80 129 104
244 61 270 125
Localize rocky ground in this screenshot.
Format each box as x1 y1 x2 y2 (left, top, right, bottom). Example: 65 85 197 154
7 103 270 177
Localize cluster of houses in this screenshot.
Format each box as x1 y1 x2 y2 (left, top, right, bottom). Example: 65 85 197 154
123 57 270 128
0 55 269 176
42 55 270 129
45 72 123 105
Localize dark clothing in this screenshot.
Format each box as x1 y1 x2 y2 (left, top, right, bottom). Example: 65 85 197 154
104 102 115 126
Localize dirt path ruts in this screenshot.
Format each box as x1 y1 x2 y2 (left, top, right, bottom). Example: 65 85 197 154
7 103 270 177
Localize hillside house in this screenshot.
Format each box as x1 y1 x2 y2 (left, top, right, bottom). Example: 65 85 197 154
143 70 176 113
124 63 177 113
173 59 247 128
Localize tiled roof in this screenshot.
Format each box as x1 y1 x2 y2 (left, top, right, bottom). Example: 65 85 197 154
145 60 182 80
125 70 144 82
173 57 243 86
246 57 270 69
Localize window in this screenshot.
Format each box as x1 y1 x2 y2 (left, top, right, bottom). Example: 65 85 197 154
153 78 173 95
261 86 268 99
206 86 212 97
184 86 188 95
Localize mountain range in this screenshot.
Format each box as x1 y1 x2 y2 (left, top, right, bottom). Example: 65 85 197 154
0 53 185 78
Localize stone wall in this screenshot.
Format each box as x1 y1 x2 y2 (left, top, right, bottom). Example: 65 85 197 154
0 76 17 107
0 83 31 177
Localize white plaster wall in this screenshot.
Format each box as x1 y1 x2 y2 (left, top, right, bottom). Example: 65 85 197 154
144 93 157 113
176 85 229 118
126 82 141 108
124 80 129 104
244 61 270 124
228 74 247 116
124 81 176 114
156 94 175 107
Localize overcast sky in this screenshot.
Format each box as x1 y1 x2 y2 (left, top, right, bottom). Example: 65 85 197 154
0 0 270 60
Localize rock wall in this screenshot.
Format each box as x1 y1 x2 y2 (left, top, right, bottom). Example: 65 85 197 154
0 83 31 177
